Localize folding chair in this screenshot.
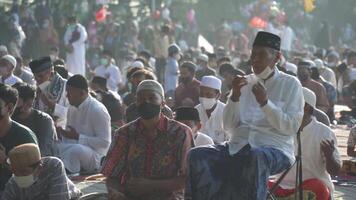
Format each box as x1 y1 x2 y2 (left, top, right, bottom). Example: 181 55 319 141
267 128 303 200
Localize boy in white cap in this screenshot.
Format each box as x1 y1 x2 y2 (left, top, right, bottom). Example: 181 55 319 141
195 75 228 143
0 55 22 86
1 143 82 200
270 87 341 199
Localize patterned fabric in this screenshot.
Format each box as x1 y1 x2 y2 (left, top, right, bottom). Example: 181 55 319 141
185 144 290 200
347 125 356 147
101 115 193 200
33 72 66 116
1 157 82 200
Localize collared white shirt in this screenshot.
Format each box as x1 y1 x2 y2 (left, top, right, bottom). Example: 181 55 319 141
196 100 228 144
94 64 123 92
0 74 22 86
279 117 341 196
223 68 304 163
65 96 111 156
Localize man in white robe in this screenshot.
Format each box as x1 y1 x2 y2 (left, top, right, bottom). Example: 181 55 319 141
57 75 111 174
64 16 87 76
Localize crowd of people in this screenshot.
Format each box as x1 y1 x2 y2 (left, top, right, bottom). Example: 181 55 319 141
0 0 356 200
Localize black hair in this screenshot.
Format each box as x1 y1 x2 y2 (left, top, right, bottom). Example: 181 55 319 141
13 82 36 101
126 67 142 80
0 83 18 105
67 74 88 91
180 61 197 74
54 65 69 79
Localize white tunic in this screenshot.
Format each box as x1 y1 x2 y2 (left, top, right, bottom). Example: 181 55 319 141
94 64 123 92
58 96 111 173
64 23 88 76
223 68 304 163
196 101 228 144
0 74 22 86
279 117 341 196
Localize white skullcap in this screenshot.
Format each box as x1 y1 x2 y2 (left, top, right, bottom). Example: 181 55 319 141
1 55 17 68
200 76 222 91
136 80 164 98
314 59 324 69
0 45 8 52
303 87 316 108
131 61 144 69
285 62 297 74
197 54 209 62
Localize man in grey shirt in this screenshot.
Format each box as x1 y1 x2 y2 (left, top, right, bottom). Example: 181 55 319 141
1 143 82 200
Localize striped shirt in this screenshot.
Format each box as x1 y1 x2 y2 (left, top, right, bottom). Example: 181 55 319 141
1 157 82 200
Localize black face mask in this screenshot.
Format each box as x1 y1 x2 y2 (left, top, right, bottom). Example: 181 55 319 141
137 102 161 120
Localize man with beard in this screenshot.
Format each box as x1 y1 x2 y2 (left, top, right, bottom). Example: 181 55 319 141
185 31 304 200
0 84 37 192
29 56 69 128
174 61 200 107
297 60 329 113
12 82 57 156
102 80 193 200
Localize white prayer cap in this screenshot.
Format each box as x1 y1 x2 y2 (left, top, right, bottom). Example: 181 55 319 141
197 54 209 62
285 62 297 74
314 59 324 69
200 76 222 91
0 55 17 68
130 61 144 69
0 45 7 53
303 87 316 108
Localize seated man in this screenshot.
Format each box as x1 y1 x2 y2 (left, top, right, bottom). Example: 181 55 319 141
0 84 38 192
195 75 228 144
29 56 69 128
57 75 111 174
1 143 82 200
175 106 214 147
269 88 341 199
12 83 58 156
101 80 193 200
185 32 304 199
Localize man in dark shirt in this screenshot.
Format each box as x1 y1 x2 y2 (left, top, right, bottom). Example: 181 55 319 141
175 61 201 108
0 84 37 192
12 83 57 157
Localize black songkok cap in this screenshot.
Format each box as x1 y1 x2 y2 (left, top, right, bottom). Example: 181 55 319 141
91 76 107 88
175 107 200 121
29 56 53 74
253 31 281 51
67 74 88 91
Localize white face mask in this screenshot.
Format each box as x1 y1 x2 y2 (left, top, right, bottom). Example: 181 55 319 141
13 174 35 188
38 81 51 92
253 66 274 80
199 97 217 110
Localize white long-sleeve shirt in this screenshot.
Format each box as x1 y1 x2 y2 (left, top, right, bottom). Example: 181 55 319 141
65 96 111 156
196 101 228 143
94 64 123 92
279 117 341 197
223 68 304 163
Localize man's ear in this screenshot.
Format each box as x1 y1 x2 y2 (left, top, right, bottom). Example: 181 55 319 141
7 103 16 115
197 122 202 130
273 51 282 65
